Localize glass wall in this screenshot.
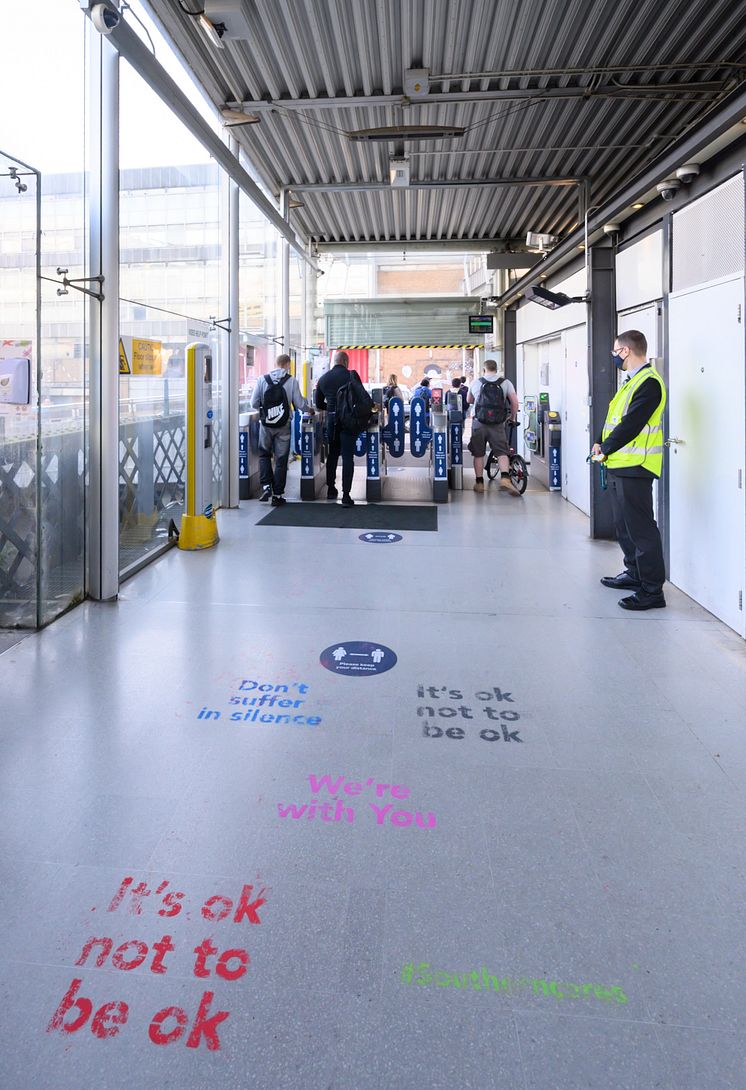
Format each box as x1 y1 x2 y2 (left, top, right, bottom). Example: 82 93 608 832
0 2 87 628
118 60 224 574
238 185 281 399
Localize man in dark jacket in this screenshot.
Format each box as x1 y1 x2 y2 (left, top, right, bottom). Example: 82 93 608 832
314 351 360 507
593 329 667 611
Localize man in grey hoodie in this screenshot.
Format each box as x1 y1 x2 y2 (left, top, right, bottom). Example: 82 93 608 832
251 354 309 505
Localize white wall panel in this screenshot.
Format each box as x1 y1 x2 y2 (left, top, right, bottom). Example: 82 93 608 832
616 230 663 311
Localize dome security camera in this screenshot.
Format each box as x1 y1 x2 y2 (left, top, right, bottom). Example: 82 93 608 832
91 2 121 35
676 163 700 183
656 179 681 202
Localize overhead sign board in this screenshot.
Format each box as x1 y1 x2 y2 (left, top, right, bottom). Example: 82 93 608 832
468 315 494 334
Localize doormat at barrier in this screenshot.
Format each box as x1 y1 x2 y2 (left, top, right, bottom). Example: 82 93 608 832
257 503 438 531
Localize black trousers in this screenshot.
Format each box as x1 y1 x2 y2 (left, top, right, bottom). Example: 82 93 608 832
326 427 357 494
607 473 666 593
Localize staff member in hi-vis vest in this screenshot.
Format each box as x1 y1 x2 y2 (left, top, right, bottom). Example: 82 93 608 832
592 329 667 611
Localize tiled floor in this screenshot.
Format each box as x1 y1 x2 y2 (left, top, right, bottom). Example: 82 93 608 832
1 478 745 1089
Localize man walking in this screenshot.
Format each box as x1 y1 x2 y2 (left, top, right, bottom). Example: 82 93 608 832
467 359 520 495
251 354 309 506
593 329 667 610
315 350 362 506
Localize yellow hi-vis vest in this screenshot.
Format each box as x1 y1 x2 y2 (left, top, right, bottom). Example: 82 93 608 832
602 365 666 477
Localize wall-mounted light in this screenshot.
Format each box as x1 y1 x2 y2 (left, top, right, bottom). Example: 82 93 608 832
526 284 587 309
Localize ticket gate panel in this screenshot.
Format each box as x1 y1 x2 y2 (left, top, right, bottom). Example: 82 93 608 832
382 395 405 457
300 413 327 499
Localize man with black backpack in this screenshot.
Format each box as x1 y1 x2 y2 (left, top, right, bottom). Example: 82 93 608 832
251 354 309 505
314 351 375 506
467 359 520 495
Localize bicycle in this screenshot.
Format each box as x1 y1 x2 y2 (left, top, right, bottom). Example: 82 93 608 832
484 418 529 494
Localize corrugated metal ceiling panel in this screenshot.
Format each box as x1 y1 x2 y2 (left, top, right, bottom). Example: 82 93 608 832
145 0 746 246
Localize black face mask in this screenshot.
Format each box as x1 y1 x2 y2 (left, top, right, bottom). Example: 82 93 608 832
612 353 625 370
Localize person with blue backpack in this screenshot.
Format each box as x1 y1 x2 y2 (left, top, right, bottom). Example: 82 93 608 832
251 354 309 506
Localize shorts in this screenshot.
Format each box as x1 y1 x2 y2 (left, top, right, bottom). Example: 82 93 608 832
468 420 508 458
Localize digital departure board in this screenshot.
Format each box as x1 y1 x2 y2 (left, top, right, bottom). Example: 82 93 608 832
468 315 494 334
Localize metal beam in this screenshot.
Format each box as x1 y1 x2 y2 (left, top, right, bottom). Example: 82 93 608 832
503 308 517 389
227 83 725 113
290 177 579 193
587 244 616 541
99 15 314 265
87 27 120 601
498 82 746 308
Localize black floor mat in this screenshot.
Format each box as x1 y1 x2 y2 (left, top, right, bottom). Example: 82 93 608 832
257 502 438 531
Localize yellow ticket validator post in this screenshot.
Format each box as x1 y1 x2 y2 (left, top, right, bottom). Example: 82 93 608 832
179 341 219 550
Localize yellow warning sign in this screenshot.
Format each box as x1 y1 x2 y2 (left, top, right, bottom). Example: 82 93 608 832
118 338 130 374
132 338 162 376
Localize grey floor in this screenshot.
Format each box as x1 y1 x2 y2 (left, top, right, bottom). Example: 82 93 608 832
1 471 745 1090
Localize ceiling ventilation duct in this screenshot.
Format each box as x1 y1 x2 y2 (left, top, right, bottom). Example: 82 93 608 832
389 158 410 187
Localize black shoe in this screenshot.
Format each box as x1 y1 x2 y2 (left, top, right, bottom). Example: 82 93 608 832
619 591 666 611
341 494 355 507
259 488 271 502
601 571 641 590
326 486 339 499
271 495 287 507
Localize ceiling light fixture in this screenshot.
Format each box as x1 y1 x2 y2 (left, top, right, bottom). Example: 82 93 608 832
198 13 225 48
347 125 466 143
220 108 260 126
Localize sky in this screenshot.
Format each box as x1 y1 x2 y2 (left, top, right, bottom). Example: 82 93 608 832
0 0 219 175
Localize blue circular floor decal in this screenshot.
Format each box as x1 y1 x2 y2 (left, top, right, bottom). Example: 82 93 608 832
359 532 403 544
320 641 397 677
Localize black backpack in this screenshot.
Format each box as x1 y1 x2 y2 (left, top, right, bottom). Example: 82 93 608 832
475 377 507 425
336 374 375 435
260 373 291 428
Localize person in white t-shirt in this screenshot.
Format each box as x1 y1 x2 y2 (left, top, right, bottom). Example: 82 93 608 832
467 359 520 495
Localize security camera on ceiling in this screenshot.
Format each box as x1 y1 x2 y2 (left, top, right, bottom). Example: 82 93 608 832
656 179 681 202
676 163 700 183
90 1 121 35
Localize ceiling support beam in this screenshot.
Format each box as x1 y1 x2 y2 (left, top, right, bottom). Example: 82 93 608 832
225 83 726 114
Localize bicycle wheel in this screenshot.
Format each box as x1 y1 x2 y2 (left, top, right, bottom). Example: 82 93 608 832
485 452 500 481
509 454 529 494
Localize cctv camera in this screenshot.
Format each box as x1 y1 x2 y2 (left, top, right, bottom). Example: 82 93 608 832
91 2 121 35
676 163 700 183
656 179 681 202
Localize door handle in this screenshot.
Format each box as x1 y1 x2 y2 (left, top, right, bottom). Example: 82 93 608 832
665 437 685 446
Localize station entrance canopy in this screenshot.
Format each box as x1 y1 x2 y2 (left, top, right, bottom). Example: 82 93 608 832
324 298 489 349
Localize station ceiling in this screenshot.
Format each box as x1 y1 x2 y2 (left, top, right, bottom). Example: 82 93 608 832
149 0 746 249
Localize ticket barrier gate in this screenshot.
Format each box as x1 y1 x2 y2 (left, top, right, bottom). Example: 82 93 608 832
445 391 464 491
528 393 561 491
238 410 261 499
299 411 327 499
